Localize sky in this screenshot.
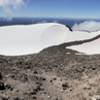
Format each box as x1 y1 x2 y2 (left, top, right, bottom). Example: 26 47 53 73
0 0 100 18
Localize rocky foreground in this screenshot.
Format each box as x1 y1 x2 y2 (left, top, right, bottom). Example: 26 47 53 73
0 44 100 100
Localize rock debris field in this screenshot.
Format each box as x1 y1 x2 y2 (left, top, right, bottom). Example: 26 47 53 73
0 44 100 100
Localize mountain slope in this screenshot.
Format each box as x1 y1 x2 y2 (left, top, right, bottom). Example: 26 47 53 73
0 43 100 100
0 23 98 55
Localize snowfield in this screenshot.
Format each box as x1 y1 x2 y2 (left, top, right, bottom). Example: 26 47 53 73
0 23 100 55
68 36 100 55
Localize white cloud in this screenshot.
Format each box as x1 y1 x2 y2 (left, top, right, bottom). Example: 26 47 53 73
0 0 26 17
72 21 100 32
0 0 25 7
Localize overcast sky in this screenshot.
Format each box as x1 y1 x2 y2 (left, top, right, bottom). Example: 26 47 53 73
0 0 100 18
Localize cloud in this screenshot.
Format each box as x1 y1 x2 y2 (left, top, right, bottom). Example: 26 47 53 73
72 21 100 32
0 0 26 17
0 0 25 7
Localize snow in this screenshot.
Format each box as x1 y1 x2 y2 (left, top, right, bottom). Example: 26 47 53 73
0 23 99 56
67 37 100 55
68 21 100 55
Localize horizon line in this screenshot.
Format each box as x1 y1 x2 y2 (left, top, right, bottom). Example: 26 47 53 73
0 17 100 20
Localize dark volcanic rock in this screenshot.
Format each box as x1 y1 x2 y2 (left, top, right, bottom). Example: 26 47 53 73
62 82 69 90
0 81 5 90
0 72 3 80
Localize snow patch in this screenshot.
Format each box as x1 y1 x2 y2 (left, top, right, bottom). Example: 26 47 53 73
66 52 71 55
68 37 100 55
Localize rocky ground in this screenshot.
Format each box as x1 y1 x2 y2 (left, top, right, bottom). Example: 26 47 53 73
0 44 100 100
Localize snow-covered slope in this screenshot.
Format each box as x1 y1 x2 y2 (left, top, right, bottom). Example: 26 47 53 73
67 36 100 55
0 23 99 55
